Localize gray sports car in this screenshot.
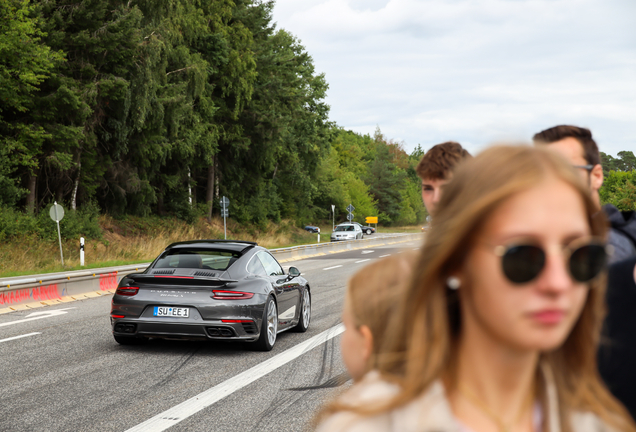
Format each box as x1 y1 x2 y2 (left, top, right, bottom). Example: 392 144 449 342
110 240 311 351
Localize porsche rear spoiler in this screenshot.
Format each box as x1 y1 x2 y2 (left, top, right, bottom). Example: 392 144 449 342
122 274 238 287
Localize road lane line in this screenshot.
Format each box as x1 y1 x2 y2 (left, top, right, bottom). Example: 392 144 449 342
361 250 374 254
0 332 41 343
355 259 370 264
379 254 391 258
323 265 342 270
126 323 345 432
0 308 75 328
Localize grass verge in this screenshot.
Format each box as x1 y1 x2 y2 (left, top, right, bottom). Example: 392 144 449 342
0 215 422 278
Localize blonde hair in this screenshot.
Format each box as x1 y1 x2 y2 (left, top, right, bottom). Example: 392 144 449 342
317 253 416 421
347 253 417 369
340 145 633 431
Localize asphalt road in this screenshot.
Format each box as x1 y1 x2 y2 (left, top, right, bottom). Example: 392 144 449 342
0 237 422 432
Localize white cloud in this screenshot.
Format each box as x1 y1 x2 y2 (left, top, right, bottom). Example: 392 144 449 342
272 0 636 156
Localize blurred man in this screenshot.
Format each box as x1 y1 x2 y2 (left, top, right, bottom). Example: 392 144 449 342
534 125 636 418
533 125 636 263
415 141 471 217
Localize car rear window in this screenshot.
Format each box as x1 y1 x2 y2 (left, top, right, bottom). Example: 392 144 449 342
153 249 240 271
334 225 354 232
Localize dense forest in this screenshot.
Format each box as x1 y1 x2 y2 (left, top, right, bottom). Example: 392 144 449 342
1 0 633 243
0 0 425 239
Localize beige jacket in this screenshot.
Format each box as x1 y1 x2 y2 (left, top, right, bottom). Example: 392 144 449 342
315 370 615 432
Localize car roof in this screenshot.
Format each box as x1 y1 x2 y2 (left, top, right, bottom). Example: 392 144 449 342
165 240 257 254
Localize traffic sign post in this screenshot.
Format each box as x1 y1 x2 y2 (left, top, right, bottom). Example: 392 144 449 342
346 204 355 224
221 196 230 239
49 202 65 266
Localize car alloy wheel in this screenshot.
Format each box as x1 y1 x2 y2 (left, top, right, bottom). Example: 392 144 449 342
266 299 277 346
293 289 311 332
254 297 277 351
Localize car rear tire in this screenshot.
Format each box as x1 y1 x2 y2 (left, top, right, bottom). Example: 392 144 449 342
254 297 277 351
293 289 311 333
114 335 148 345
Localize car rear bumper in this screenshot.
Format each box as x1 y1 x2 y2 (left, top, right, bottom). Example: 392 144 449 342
111 318 260 341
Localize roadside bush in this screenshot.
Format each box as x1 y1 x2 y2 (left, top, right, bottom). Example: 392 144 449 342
0 202 102 242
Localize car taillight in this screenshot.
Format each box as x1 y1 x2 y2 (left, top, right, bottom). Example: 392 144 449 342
111 314 125 318
212 290 254 300
116 286 139 296
221 319 254 323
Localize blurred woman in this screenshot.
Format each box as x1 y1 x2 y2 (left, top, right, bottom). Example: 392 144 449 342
316 145 634 432
339 253 416 382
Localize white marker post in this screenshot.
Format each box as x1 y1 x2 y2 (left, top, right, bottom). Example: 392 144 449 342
331 204 335 231
80 237 85 266
220 196 229 240
49 202 65 266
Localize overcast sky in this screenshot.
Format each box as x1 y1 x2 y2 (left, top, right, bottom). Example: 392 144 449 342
271 0 636 156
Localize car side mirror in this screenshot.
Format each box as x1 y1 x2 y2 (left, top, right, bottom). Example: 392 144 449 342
288 267 301 278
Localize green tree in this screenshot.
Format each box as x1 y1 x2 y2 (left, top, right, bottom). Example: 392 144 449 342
600 170 636 211
0 0 62 208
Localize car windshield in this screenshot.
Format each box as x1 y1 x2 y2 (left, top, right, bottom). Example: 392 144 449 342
153 249 240 271
334 225 355 232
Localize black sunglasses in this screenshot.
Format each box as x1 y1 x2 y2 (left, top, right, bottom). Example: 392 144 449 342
490 238 609 284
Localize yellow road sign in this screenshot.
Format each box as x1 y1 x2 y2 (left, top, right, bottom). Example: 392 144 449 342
365 216 378 224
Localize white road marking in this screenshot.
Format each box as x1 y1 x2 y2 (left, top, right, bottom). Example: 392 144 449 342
361 250 374 254
126 323 345 432
379 254 391 258
0 332 41 343
0 308 75 328
323 265 342 270
355 259 370 263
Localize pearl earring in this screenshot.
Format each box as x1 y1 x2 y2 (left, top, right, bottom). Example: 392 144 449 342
447 276 461 290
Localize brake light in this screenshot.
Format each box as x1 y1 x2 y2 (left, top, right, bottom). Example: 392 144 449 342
111 314 125 318
221 319 254 323
212 290 254 300
116 286 139 296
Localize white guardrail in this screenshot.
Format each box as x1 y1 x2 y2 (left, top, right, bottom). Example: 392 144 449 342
0 233 423 313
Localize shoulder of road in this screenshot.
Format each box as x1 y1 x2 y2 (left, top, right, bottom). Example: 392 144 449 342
0 233 423 315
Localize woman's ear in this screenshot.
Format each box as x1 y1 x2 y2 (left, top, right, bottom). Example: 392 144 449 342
358 325 374 363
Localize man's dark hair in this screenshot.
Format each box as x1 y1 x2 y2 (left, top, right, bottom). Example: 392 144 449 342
416 141 471 181
533 125 600 166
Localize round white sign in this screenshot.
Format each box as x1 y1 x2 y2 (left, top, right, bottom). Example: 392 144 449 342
49 202 65 222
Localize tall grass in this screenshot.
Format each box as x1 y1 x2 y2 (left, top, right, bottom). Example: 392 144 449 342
0 215 318 277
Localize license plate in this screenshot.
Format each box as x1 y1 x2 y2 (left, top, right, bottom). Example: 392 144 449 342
153 306 190 318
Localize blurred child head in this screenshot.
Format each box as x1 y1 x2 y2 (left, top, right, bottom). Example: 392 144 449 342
341 253 416 381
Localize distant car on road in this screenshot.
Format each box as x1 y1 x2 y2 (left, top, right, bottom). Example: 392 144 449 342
330 223 363 241
351 222 375 235
303 225 320 233
110 240 311 351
